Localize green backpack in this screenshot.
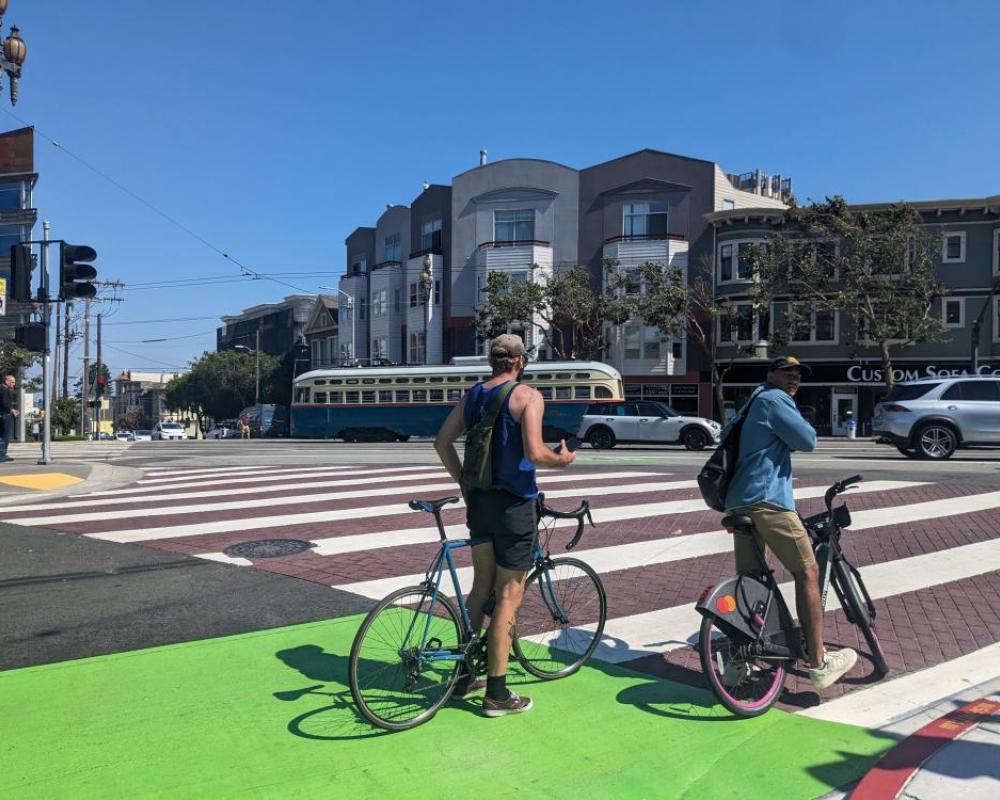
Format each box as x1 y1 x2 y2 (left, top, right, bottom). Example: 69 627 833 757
461 381 518 491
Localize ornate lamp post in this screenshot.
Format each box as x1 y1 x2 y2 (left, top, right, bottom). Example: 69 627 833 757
420 255 434 365
0 1 27 105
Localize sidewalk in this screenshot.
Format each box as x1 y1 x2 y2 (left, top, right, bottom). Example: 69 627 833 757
0 460 140 504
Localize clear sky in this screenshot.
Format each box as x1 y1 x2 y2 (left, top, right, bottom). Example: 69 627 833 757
6 0 999 380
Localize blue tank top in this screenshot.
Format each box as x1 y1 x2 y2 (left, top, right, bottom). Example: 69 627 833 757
463 381 538 499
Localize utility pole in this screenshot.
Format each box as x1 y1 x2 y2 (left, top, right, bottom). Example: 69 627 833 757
80 298 90 438
96 312 102 437
63 301 72 399
53 300 61 404
39 221 52 464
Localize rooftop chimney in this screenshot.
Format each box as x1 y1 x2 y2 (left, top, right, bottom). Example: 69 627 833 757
480 149 488 166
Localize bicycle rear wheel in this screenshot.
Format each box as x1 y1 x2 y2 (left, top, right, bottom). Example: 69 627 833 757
698 616 786 717
834 561 889 677
513 557 607 679
349 586 465 731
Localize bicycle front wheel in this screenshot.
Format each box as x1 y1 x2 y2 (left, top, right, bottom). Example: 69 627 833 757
834 561 889 677
513 557 607 679
349 586 465 731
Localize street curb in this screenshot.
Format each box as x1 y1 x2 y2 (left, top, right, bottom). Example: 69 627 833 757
0 462 143 506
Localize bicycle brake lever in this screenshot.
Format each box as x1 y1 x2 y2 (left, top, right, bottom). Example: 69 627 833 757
586 508 595 528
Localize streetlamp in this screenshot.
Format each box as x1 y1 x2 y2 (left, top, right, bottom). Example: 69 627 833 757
319 286 356 366
0 2 27 105
420 255 433 365
234 326 261 434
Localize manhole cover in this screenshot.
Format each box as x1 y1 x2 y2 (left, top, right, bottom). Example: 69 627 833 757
223 539 314 559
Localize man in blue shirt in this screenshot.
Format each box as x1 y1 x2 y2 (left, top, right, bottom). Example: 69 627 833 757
725 356 857 690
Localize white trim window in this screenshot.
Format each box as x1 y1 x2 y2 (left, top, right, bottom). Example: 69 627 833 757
325 336 337 364
409 282 418 308
787 304 838 344
393 288 401 314
420 218 442 251
493 209 534 243
383 233 400 262
942 297 965 329
942 231 966 264
623 202 668 237
310 339 321 368
722 199 735 210
371 288 387 317
717 240 761 283
643 326 661 359
409 332 425 363
718 302 770 344
372 337 388 362
624 323 641 360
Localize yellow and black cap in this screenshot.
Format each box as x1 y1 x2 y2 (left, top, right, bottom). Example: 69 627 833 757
768 355 811 376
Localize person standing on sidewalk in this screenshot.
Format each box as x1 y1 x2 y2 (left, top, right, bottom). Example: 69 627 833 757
725 356 857 690
0 374 19 462
434 334 576 717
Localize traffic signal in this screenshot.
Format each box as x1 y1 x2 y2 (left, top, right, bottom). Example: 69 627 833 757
59 242 98 300
95 375 107 398
14 322 46 352
10 243 32 302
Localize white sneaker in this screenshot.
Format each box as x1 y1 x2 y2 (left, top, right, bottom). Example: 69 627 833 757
809 648 858 689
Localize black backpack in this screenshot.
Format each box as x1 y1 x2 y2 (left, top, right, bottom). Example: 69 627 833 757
461 381 518 491
697 389 762 513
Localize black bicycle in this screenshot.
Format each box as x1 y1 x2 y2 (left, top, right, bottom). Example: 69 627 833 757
695 474 888 717
348 493 605 731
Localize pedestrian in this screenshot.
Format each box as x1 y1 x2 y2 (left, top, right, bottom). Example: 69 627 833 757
724 356 857 689
0 374 18 462
434 333 576 716
239 413 250 439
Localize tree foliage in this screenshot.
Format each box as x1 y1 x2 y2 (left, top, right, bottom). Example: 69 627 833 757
170 350 281 421
51 396 80 435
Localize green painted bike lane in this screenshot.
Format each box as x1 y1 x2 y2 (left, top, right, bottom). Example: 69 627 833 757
0 614 894 799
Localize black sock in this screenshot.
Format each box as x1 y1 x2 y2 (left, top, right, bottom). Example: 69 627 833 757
486 675 509 701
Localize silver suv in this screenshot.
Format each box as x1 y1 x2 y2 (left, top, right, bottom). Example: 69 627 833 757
577 401 721 450
873 375 1000 459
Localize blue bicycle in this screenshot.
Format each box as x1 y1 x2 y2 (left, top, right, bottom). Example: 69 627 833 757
348 493 604 731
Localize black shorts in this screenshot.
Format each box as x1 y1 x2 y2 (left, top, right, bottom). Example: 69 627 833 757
465 489 538 571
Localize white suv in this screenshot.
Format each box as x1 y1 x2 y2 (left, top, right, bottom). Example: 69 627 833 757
577 401 721 450
153 421 188 441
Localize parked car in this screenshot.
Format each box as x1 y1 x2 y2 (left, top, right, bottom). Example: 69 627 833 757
873 375 1000 460
238 404 289 437
153 421 188 441
577 401 722 450
130 430 153 442
115 431 132 442
88 432 114 441
205 420 240 439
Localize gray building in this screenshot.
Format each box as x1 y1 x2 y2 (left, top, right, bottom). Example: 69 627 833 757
370 205 410 364
217 294 315 356
302 294 338 369
709 196 1000 434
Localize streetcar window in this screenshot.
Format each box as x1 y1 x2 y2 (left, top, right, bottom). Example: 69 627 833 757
574 386 592 399
536 374 552 380
595 385 613 399
413 389 427 402
429 377 444 383
362 378 376 385
447 388 462 401
574 373 591 380
556 373 572 380
556 386 572 399
397 377 410 384
447 376 462 383
537 386 553 399
314 392 327 404
429 389 444 401
314 380 327 386
345 391 359 403
396 390 410 402
464 376 477 382
295 387 310 403
362 391 376 403
346 379 359 385
522 374 534 381
412 377 427 384
378 390 393 402
330 392 342 403
378 378 393 384
330 379 342 385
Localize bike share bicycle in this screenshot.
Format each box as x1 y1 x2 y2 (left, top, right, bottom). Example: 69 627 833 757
696 474 889 717
349 492 605 731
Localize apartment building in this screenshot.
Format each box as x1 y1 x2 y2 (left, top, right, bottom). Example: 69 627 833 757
709 196 1000 434
217 294 315 356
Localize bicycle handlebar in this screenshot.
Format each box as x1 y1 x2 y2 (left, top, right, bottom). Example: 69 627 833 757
537 493 595 551
824 474 863 510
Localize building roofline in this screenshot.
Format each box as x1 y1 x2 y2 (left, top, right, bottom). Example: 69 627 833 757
453 157 577 180
583 148 716 171
707 195 1000 226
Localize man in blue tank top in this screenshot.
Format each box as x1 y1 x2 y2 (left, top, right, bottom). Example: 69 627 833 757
435 334 576 716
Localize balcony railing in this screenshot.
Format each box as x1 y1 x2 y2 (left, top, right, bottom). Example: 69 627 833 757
604 233 685 244
477 239 551 250
372 260 402 270
408 246 443 260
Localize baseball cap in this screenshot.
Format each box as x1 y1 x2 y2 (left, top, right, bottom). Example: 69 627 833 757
489 333 528 358
768 355 811 376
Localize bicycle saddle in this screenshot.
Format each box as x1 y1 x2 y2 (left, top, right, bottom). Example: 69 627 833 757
408 496 460 512
722 514 754 530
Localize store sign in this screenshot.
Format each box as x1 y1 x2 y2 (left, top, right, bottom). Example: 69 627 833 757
846 364 1000 383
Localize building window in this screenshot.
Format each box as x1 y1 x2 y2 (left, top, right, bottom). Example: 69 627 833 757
359 298 367 321
643 326 660 359
942 232 966 263
326 336 337 364
372 337 388 361
717 239 761 283
310 339 321 367
671 338 684 360
719 244 733 282
409 282 418 308
624 323 641 360
994 230 1000 276
383 233 400 262
788 304 837 343
623 202 668 237
372 288 386 316
421 218 442 251
494 209 534 242
394 288 401 313
719 303 769 344
351 256 367 275
722 199 735 211
434 279 441 305
943 298 964 328
409 332 425 363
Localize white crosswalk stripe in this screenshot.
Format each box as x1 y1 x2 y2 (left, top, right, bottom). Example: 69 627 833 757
1 460 997 721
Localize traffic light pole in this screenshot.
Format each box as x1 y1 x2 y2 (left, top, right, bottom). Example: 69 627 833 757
39 221 52 465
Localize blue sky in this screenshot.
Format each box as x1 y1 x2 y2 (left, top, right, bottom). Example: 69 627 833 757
7 0 999 378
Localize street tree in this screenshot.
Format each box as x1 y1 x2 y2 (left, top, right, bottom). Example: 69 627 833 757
744 197 946 388
178 349 281 421
113 408 144 432
51 396 81 436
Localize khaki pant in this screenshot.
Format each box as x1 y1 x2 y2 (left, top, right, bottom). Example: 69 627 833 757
730 502 817 575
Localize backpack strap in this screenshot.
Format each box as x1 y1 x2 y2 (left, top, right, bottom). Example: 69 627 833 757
478 381 518 430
